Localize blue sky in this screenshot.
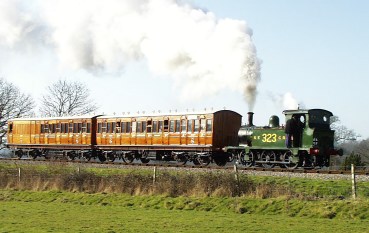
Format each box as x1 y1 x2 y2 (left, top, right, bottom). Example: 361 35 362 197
193 0 369 139
0 0 368 139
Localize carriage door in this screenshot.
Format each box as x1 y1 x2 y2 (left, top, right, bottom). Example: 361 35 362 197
81 121 87 144
55 121 61 144
180 117 187 145
131 119 137 145
163 118 169 145
43 121 49 144
146 118 153 145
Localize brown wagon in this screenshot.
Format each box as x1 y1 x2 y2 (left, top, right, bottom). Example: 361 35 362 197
95 110 241 165
6 116 99 160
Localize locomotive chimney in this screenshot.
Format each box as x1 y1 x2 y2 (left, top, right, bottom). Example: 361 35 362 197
247 112 254 126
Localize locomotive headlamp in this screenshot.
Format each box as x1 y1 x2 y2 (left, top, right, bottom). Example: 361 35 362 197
310 148 320 155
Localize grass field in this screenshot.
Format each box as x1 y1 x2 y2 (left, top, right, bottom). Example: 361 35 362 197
1 163 369 232
1 190 369 233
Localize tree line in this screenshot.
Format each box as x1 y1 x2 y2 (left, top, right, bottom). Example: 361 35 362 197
0 78 97 144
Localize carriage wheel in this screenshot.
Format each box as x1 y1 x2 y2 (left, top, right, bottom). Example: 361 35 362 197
140 158 150 163
67 152 76 161
82 153 92 161
123 153 134 164
261 150 275 168
107 152 115 162
140 151 150 164
98 154 106 162
16 150 23 159
194 156 210 166
174 153 187 165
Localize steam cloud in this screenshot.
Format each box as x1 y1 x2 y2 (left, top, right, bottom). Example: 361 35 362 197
0 0 261 109
268 92 300 110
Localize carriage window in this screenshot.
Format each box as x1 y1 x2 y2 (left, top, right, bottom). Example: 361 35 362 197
56 123 61 133
97 123 102 133
175 120 180 132
69 123 73 133
137 122 142 133
42 124 49 133
107 123 111 133
61 123 65 133
122 122 126 133
115 122 121 133
87 123 91 133
126 122 131 133
158 121 163 132
82 122 87 133
8 123 13 133
164 120 169 132
73 123 78 133
169 120 175 132
194 120 199 132
187 120 193 133
181 119 186 132
200 119 206 131
102 122 107 133
206 119 212 132
142 121 147 132
50 124 55 133
147 120 152 133
121 122 131 133
153 121 158 133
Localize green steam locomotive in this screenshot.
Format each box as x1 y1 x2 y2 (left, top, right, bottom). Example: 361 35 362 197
224 109 342 169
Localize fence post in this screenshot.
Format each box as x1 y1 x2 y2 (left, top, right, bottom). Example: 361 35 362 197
234 164 240 196
351 164 357 199
18 167 21 183
153 166 157 184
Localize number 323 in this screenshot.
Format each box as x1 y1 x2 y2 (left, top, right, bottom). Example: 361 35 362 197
262 133 277 142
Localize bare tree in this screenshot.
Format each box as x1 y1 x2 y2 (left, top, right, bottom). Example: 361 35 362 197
330 116 360 144
0 78 35 144
40 80 98 117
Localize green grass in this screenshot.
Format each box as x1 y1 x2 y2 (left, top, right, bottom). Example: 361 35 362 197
0 190 369 233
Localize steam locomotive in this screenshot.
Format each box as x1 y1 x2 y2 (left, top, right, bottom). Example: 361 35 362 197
6 108 341 169
224 109 342 169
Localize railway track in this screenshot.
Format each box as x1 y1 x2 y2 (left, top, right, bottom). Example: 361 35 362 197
1 157 368 176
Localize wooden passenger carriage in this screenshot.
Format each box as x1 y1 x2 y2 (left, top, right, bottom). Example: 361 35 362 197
7 110 241 165
95 110 241 165
7 116 99 159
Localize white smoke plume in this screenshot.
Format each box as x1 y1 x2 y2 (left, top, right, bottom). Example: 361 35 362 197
0 0 261 109
269 92 300 110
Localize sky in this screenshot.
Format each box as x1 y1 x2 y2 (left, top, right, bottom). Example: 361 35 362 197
0 0 368 139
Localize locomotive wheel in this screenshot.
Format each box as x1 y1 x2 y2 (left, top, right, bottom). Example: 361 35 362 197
238 151 254 167
281 151 298 169
123 153 134 164
261 151 275 168
214 156 227 166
